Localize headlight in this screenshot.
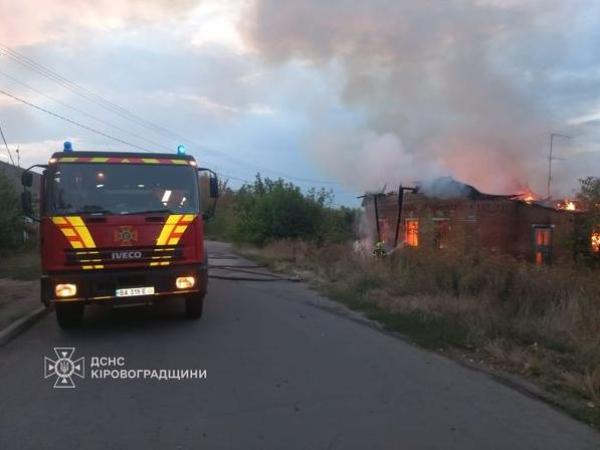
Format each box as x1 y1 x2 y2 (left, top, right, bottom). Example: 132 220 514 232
175 276 195 290
55 283 77 298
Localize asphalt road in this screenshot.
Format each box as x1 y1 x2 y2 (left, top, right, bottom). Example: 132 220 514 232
1 241 599 449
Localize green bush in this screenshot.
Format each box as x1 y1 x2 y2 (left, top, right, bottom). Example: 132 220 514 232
206 174 357 246
0 171 23 250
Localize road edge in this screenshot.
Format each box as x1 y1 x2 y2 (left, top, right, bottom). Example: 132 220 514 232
232 244 600 431
0 306 49 347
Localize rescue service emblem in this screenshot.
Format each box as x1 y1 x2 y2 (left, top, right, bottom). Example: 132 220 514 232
114 226 138 246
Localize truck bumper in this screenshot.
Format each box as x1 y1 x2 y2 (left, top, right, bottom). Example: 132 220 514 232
41 264 208 306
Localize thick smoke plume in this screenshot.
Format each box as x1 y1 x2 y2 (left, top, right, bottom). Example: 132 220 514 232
244 0 600 196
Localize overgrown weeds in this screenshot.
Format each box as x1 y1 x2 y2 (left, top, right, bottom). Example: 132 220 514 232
238 239 600 427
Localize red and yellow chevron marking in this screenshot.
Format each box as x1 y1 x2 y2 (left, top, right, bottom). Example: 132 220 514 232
52 216 103 270
151 214 196 267
53 156 193 166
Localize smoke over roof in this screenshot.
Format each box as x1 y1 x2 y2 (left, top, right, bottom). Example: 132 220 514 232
243 0 600 197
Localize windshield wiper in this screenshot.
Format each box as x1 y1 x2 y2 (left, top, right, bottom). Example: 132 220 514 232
67 205 113 215
120 209 172 216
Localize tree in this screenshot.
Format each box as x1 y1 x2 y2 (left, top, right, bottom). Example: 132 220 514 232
576 177 600 257
576 177 600 210
0 170 23 250
204 174 358 246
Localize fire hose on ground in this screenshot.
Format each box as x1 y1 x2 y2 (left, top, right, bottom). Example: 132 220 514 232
207 255 302 282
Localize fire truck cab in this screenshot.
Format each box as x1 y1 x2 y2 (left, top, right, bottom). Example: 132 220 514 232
21 146 218 328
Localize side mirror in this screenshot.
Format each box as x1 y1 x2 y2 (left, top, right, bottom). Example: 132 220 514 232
209 176 219 199
21 171 33 188
21 191 33 216
198 167 219 220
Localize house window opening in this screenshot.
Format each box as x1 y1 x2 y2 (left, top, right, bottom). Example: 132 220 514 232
533 226 553 265
405 219 419 247
433 218 450 249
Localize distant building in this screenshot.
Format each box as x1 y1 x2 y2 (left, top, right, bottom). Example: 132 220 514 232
362 178 590 265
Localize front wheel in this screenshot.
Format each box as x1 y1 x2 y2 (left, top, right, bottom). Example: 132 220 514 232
185 293 204 319
56 303 84 329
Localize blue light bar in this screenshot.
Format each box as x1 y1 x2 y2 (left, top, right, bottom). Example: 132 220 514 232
63 141 73 152
177 144 186 155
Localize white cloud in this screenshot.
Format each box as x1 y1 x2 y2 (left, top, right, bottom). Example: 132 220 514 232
0 0 200 47
186 0 251 54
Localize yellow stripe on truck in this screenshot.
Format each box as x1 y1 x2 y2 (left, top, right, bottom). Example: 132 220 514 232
155 214 183 246
66 216 98 249
52 216 104 269
150 214 196 267
62 228 76 237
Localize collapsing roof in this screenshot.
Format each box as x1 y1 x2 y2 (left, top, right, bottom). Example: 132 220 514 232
362 176 578 211
360 176 590 263
413 177 514 201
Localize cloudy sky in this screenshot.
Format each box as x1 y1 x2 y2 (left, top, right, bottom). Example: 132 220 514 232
1 0 599 204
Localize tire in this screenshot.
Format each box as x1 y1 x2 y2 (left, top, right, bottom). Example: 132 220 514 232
185 293 204 319
56 303 84 329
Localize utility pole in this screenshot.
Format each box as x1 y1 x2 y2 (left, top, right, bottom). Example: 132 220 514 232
547 133 570 200
0 122 15 166
16 146 20 168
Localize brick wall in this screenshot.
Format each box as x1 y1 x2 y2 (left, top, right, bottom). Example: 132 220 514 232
363 192 580 263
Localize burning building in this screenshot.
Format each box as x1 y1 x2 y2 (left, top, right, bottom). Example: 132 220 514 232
362 177 589 264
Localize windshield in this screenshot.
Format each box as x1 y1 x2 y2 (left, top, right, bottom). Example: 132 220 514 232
46 163 199 215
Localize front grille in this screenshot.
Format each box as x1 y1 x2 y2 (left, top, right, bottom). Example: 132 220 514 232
93 275 150 296
87 271 178 298
64 246 184 266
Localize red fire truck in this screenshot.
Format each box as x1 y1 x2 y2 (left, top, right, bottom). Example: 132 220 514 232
21 146 218 328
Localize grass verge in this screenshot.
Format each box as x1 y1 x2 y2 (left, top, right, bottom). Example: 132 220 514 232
0 248 40 281
237 240 600 429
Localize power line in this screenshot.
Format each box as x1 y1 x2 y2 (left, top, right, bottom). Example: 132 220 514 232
0 122 15 165
216 170 358 200
1 84 355 199
0 88 153 153
0 69 174 153
0 83 344 191
0 44 341 186
0 44 349 190
0 44 182 143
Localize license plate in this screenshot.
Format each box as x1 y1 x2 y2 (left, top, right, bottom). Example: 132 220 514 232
116 286 155 297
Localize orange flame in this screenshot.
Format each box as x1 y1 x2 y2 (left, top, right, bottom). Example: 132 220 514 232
556 199 577 211
514 188 538 204
592 232 600 253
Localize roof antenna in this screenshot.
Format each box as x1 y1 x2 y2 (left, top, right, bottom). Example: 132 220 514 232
547 133 570 200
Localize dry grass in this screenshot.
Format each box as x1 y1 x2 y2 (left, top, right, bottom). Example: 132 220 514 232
0 278 40 330
239 239 600 426
0 247 40 281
